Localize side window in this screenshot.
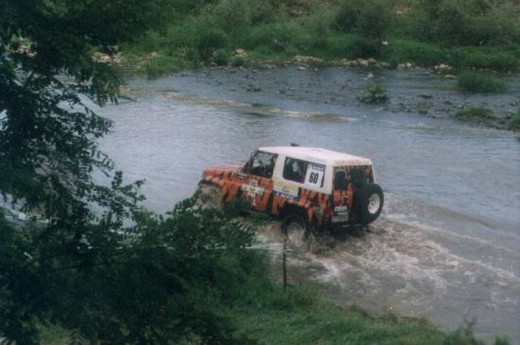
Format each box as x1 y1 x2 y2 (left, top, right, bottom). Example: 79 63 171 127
283 158 307 183
246 151 277 178
334 169 348 191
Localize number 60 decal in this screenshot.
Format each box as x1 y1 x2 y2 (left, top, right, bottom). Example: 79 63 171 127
309 172 319 184
306 164 325 186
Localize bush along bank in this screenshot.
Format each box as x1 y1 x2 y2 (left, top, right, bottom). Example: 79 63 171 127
117 0 520 75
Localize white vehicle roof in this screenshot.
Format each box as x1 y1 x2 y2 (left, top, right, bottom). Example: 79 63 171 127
259 146 372 166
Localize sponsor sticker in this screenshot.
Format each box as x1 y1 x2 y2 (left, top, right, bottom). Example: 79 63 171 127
273 180 299 198
241 183 265 195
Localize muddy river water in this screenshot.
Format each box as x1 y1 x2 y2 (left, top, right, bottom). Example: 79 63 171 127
101 67 520 343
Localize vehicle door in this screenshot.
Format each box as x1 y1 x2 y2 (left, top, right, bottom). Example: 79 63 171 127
241 150 277 212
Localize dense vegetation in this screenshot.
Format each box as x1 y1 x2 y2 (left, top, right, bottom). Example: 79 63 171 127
0 0 516 343
121 0 520 76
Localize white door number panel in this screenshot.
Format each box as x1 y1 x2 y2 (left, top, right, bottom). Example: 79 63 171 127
305 163 325 187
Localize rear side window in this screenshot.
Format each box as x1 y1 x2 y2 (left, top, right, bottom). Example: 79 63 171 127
283 158 325 187
283 158 307 183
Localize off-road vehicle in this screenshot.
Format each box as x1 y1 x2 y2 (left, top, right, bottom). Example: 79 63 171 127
199 146 384 240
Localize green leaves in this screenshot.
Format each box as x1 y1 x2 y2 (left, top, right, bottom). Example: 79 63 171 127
358 84 389 104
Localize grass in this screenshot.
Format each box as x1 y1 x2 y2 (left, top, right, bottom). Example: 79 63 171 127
232 307 442 344
38 280 511 344
506 111 520 131
457 72 507 93
358 84 389 104
141 54 185 77
228 285 509 345
455 107 495 121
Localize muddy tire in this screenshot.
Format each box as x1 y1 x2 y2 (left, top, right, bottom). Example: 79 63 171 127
282 213 312 250
194 183 224 210
356 183 384 224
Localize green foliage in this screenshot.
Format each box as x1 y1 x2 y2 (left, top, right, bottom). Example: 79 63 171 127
0 0 265 343
231 288 446 345
204 0 288 35
385 39 448 66
73 200 265 344
142 54 184 78
1 199 268 344
229 293 511 345
119 0 520 76
208 0 253 34
444 320 510 345
455 107 495 120
335 0 391 39
334 0 391 57
506 111 520 131
457 72 507 93
407 0 520 47
358 84 389 104
319 34 358 59
449 48 519 71
197 30 230 61
301 1 335 48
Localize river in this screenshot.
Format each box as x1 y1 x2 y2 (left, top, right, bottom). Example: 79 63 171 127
100 67 520 343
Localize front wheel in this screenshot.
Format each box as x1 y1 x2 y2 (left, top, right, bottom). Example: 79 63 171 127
356 183 384 224
194 183 224 210
282 213 312 250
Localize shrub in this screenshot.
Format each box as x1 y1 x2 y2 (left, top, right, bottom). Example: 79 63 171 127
213 49 231 65
242 22 303 53
335 0 391 41
209 0 251 33
231 55 246 67
506 111 520 131
451 49 519 72
358 84 388 104
455 107 495 121
318 34 357 59
197 30 230 61
411 0 520 47
142 54 183 78
457 72 507 93
386 40 447 67
333 0 391 58
348 37 385 58
301 1 335 49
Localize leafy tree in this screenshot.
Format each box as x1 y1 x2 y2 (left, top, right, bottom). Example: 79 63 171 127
0 0 163 342
0 1 264 343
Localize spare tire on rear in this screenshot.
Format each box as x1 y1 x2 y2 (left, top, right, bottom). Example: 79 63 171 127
355 183 384 224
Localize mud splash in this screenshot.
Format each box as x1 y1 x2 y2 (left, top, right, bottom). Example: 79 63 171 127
254 200 520 343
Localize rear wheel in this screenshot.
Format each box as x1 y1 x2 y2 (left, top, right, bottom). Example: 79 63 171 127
282 213 311 250
356 183 384 224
